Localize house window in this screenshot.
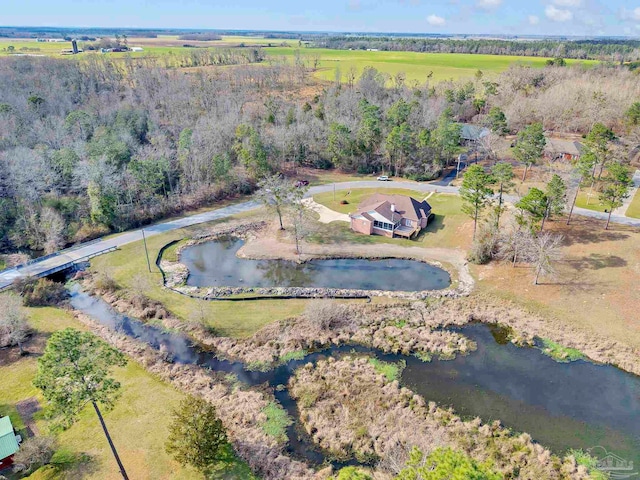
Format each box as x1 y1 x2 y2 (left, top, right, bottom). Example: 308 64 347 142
373 221 394 231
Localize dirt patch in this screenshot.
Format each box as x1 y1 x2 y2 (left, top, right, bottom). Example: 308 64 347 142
15 398 41 437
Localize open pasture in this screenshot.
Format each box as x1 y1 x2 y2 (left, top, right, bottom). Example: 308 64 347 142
267 46 598 83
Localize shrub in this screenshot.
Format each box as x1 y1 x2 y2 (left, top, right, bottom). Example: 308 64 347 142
14 278 68 307
93 273 119 293
12 436 56 473
72 222 110 243
395 447 501 479
334 466 373 479
340 199 349 205
165 396 231 473
304 301 354 331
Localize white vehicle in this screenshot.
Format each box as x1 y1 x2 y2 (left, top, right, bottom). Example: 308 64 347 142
377 175 390 181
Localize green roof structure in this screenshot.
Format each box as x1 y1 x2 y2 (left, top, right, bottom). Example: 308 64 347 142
0 416 19 460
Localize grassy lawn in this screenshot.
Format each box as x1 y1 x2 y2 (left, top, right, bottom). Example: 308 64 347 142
314 187 433 214
625 189 640 219
89 216 308 338
574 190 607 212
311 191 471 250
0 305 255 479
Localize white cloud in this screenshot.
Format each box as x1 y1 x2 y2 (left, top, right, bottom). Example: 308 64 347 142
620 7 640 21
553 0 582 6
427 14 446 26
545 5 573 22
528 15 540 25
477 0 503 9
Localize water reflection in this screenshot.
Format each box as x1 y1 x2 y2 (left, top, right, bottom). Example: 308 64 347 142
179 237 451 291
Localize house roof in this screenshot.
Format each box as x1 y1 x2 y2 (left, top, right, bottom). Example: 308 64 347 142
460 124 490 142
0 417 19 460
353 193 431 223
544 138 583 156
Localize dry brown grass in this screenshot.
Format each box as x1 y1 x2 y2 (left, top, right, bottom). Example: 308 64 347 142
473 214 640 352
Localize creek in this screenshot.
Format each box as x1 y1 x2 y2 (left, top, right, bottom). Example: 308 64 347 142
69 285 640 470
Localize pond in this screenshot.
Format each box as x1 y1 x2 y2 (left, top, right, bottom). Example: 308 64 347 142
69 286 640 471
178 237 451 291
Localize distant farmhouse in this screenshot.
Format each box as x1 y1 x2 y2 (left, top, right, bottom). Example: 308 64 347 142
350 193 431 239
544 137 583 161
460 123 490 144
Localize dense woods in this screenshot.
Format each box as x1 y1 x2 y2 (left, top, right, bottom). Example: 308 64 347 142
0 53 638 257
308 36 640 62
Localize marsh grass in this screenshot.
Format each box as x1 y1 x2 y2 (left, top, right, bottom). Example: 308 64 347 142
279 349 308 362
540 338 585 363
260 402 292 442
368 358 406 382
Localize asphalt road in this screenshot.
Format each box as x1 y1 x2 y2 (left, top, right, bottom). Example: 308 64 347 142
1 180 638 289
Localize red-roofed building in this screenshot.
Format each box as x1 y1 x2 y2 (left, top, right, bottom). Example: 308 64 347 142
349 193 432 239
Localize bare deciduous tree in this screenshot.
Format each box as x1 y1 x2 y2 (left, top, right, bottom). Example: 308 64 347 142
0 293 30 354
526 231 564 285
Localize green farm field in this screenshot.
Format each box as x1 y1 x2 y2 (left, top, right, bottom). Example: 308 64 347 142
0 37 596 82
266 46 597 82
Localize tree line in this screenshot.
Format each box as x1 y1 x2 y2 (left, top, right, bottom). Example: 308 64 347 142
1 53 638 259
307 36 640 62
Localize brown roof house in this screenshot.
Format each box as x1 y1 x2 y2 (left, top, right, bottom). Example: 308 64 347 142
544 137 583 161
350 193 432 239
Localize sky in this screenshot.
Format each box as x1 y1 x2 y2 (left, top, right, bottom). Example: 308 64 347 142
2 0 640 37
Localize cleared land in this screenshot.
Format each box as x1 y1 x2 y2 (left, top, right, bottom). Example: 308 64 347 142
0 306 258 479
574 190 607 212
474 215 640 350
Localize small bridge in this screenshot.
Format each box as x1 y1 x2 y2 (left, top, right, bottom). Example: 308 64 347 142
0 245 117 291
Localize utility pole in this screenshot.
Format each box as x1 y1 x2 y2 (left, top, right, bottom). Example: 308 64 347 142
333 182 336 202
141 228 151 273
93 401 130 480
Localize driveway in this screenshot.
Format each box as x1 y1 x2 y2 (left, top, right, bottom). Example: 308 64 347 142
302 198 350 224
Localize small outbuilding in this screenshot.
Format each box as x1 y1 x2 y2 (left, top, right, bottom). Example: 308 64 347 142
0 416 20 469
350 193 431 239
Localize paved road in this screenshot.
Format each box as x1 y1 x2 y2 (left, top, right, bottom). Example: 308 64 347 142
1 180 638 289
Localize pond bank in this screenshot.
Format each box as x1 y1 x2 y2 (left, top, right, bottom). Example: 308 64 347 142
158 221 472 301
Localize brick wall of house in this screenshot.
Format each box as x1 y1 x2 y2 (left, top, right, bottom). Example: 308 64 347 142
351 218 373 235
